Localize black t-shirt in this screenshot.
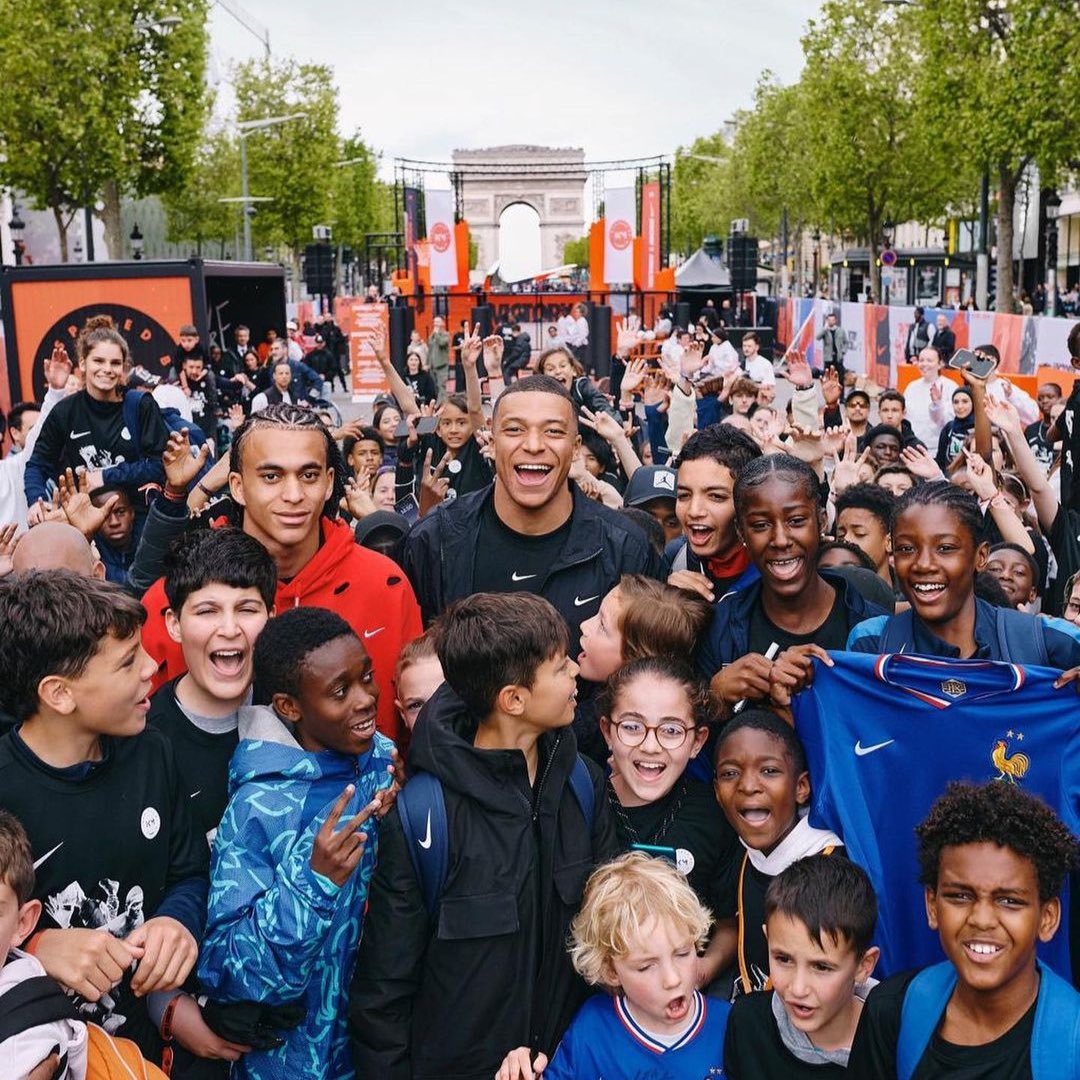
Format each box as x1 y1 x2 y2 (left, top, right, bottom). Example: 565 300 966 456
147 677 238 843
185 373 219 440
1024 420 1056 472
609 777 740 916
413 433 493 503
747 582 852 655
0 727 208 1055
472 496 573 594
1049 506 1080 617
724 989 849 1079
736 845 848 999
848 970 1034 1080
26 390 168 492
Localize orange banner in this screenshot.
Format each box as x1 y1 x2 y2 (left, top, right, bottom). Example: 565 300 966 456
346 300 391 401
640 182 660 290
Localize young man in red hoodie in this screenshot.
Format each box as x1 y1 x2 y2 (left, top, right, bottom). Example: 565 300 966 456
140 404 422 745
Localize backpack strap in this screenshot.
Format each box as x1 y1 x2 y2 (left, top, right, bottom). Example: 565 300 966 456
568 755 595 833
878 607 915 655
122 389 144 450
897 961 956 1080
1031 961 1080 1080
994 606 1049 667
0 974 79 1043
398 756 595 919
396 772 448 918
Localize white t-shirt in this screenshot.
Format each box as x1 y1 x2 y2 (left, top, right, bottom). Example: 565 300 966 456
744 352 776 387
250 389 293 413
904 376 954 449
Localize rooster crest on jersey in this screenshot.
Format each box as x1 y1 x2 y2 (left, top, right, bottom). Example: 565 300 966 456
991 731 1030 785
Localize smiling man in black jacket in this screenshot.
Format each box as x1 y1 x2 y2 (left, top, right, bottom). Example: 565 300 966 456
348 592 617 1080
401 375 663 657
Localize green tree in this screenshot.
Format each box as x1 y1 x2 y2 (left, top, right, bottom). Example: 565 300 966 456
330 131 385 252
910 0 1080 311
671 134 734 256
562 234 589 268
161 127 239 254
798 0 972 301
233 57 339 279
0 0 209 260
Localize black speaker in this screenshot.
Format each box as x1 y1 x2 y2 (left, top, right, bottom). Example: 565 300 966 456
470 305 493 337
673 302 691 331
389 305 413 374
590 305 611 377
303 243 335 295
728 237 758 291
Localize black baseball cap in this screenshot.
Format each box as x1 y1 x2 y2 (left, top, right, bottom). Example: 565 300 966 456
623 465 677 507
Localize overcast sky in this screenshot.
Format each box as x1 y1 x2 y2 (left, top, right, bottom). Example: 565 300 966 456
208 0 824 173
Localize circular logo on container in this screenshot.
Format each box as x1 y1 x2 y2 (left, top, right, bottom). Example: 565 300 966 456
430 222 452 254
676 848 695 875
608 219 633 251
141 806 161 840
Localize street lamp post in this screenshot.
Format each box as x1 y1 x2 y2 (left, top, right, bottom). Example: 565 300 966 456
9 204 26 266
130 223 144 260
1045 189 1061 317
236 113 306 261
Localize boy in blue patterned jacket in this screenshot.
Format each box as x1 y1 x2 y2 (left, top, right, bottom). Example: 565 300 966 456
197 608 396 1080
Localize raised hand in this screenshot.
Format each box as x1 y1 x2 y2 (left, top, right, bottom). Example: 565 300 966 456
984 394 1024 437
226 403 245 431
821 367 842 407
481 334 504 379
681 340 706 375
900 444 944 481
419 449 451 517
44 342 73 390
309 786 380 887
784 351 814 389
579 405 627 445
459 323 483 370
341 473 378 520
962 446 998 501
0 521 18 578
929 380 942 404
615 314 641 357
833 433 873 495
619 357 649 397
819 424 850 459
58 468 117 538
163 428 211 494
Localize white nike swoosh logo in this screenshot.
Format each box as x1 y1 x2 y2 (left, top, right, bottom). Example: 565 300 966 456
574 595 600 607
33 841 64 870
364 627 385 639
418 809 432 850
854 739 895 757
511 571 537 581
70 430 91 439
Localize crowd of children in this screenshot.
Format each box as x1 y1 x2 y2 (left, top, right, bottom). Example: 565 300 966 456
2 307 1080 1080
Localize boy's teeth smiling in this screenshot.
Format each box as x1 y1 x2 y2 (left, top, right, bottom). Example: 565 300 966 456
912 582 946 595
739 807 770 825
767 556 802 580
965 941 1003 956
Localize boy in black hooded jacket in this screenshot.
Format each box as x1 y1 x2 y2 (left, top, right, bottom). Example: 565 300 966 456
348 592 617 1080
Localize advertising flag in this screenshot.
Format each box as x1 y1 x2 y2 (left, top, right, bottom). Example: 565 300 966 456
640 182 660 289
425 188 458 287
603 186 636 285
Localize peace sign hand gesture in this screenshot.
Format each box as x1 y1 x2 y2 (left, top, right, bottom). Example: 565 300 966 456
419 448 452 517
309 786 381 887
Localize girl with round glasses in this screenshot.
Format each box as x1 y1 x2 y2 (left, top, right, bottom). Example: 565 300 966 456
598 655 740 991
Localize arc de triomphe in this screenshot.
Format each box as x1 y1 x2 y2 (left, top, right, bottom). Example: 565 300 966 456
451 145 587 275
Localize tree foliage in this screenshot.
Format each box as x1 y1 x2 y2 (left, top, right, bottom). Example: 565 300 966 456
909 0 1080 311
562 234 589 268
160 126 239 253
232 57 339 266
0 0 209 259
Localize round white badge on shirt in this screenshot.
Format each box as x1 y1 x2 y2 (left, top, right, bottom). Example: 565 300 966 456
676 848 695 875
141 807 161 840
447 459 462 475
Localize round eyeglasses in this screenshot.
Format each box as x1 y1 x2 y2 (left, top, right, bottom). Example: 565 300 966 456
613 719 695 751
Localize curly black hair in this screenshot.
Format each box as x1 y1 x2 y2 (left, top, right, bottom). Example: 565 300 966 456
916 781 1080 902
716 707 807 775
894 479 985 546
818 539 878 573
835 482 897 532
252 607 358 706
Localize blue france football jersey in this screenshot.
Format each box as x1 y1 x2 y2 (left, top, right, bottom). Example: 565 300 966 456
542 991 729 1080
792 652 1080 978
